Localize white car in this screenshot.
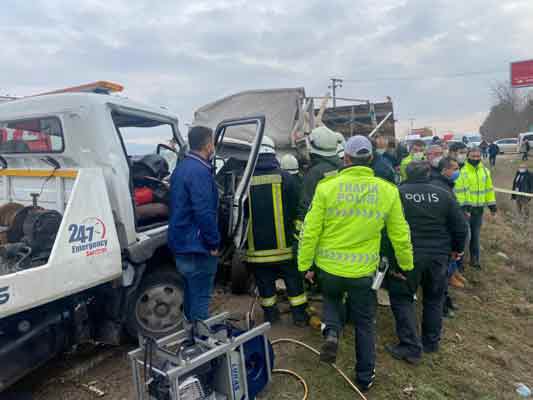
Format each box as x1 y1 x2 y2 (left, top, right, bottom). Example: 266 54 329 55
494 138 518 154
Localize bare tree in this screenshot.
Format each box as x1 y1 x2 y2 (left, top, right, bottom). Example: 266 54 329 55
491 81 519 109
481 81 533 140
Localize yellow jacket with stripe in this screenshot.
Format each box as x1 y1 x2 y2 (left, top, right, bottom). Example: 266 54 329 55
399 154 413 182
298 166 414 278
400 153 426 182
245 156 300 264
454 161 496 211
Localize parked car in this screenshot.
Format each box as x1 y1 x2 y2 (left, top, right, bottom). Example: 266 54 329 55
453 133 482 148
494 138 518 154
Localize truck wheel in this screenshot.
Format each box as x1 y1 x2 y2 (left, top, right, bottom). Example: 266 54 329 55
231 251 252 295
126 270 183 338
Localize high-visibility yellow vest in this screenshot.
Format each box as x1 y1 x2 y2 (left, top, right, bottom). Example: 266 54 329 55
298 166 414 279
454 162 496 208
399 154 413 182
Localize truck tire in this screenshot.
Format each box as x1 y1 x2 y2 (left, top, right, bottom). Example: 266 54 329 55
231 251 252 295
126 270 183 338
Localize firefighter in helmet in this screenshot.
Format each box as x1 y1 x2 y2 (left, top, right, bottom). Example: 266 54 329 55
246 136 308 326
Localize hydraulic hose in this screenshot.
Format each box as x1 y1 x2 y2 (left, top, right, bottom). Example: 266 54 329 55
271 338 369 400
272 369 309 400
248 295 368 399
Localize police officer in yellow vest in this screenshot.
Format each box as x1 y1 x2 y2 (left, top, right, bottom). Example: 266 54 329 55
400 139 426 181
454 147 497 269
298 136 414 392
246 136 308 326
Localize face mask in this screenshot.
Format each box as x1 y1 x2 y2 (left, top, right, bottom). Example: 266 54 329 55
456 154 467 164
431 156 443 168
468 159 480 166
519 168 527 173
376 148 386 155
412 152 424 161
450 170 460 182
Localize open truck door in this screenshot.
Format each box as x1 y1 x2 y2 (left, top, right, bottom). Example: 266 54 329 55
212 116 265 294
213 116 265 248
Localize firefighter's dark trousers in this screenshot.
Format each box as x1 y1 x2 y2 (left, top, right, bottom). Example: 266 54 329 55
319 270 376 385
388 254 448 355
250 261 307 320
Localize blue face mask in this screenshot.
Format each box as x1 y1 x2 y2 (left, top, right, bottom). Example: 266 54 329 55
450 170 460 182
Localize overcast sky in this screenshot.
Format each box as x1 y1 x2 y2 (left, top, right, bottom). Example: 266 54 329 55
1 0 533 137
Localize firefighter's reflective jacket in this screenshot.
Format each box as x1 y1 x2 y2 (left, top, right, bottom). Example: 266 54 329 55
454 161 496 211
246 154 300 264
298 166 414 278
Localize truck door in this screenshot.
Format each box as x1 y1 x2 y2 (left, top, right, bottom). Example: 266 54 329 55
213 116 265 249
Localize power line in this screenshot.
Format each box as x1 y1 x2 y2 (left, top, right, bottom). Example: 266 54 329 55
341 69 507 84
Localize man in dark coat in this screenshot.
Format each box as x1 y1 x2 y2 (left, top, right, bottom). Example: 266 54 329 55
512 163 533 217
386 161 467 364
488 141 499 167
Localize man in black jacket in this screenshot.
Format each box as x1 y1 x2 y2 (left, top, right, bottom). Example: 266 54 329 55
512 163 533 217
372 148 396 183
385 161 467 364
488 141 500 167
430 157 466 316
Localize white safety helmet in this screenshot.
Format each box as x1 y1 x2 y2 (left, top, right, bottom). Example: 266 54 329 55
259 136 276 155
280 154 299 175
336 132 345 159
308 126 338 157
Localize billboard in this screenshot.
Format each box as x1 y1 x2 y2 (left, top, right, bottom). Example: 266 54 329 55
511 59 533 88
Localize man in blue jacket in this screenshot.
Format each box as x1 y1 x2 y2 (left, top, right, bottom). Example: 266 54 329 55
169 126 220 322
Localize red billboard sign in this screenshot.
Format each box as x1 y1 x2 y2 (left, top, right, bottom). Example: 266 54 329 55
511 59 533 88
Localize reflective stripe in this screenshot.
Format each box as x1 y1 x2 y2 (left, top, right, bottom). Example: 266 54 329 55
316 248 379 264
288 293 308 307
251 174 282 186
247 194 256 252
272 182 287 249
326 207 385 220
0 169 78 178
246 248 293 257
261 296 277 307
324 170 338 178
245 253 293 263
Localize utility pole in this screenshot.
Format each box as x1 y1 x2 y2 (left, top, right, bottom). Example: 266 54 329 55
408 118 416 135
329 78 343 108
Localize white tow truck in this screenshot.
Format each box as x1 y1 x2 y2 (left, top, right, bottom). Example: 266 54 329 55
0 82 266 390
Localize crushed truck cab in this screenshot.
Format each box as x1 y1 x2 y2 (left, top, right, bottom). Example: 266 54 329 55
0 89 265 390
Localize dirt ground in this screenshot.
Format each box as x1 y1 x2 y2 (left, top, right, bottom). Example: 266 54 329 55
6 154 533 400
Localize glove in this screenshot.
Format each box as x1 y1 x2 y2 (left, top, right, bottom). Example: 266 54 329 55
488 205 497 215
